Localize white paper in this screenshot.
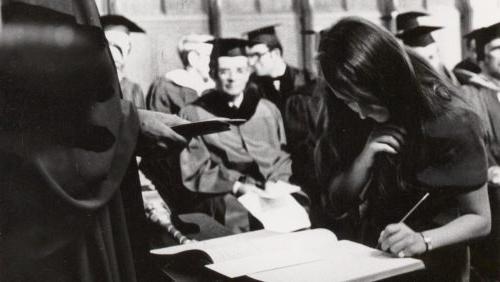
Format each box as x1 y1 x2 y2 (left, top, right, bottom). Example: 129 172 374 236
151 228 423 280
249 240 425 282
206 249 321 278
238 191 311 232
261 180 301 199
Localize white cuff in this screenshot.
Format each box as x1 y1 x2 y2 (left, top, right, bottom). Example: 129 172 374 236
232 181 242 194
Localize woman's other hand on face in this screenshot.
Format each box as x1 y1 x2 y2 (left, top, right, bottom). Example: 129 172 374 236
358 124 406 167
378 223 426 258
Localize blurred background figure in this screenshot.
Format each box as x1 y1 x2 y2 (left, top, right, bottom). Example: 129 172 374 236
454 28 483 85
140 34 216 230
395 11 458 84
179 38 294 229
460 23 500 281
147 34 215 115
102 14 146 109
244 24 312 114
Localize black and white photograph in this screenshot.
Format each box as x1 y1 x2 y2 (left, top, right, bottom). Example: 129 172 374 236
1 0 500 281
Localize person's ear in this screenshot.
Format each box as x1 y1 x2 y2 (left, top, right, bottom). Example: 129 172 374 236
270 48 281 59
478 60 486 73
187 51 198 68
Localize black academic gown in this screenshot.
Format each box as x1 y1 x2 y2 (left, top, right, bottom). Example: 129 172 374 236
453 57 481 85
0 2 153 281
250 65 310 114
179 85 292 223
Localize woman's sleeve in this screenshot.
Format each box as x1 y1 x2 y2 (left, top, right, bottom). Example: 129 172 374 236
416 109 488 193
460 85 496 166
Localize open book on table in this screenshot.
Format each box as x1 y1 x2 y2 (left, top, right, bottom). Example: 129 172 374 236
151 228 425 281
171 118 246 137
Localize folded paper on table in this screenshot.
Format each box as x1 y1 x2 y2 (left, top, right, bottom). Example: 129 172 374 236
171 118 246 137
150 228 424 281
261 180 301 199
238 185 310 232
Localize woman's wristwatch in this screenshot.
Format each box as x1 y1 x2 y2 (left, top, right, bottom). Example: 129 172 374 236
419 232 433 252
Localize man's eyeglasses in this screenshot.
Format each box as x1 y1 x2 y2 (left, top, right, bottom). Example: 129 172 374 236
247 50 269 61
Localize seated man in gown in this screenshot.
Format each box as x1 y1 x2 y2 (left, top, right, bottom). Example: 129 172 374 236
101 14 146 109
147 33 215 115
179 38 294 226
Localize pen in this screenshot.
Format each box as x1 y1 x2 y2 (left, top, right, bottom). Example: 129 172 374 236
399 192 430 223
377 192 430 250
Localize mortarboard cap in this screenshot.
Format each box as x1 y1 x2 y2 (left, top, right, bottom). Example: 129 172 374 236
208 38 250 59
464 27 484 41
470 23 500 61
100 15 145 33
243 24 281 47
395 11 442 47
396 25 442 47
396 11 428 32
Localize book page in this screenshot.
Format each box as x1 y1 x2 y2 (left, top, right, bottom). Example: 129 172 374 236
202 229 337 276
205 248 322 278
249 240 425 282
150 229 273 258
151 228 337 264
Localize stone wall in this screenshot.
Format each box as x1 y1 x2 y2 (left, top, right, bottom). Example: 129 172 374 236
100 0 500 96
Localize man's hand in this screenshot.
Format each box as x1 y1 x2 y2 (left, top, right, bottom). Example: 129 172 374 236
233 181 263 196
137 109 188 148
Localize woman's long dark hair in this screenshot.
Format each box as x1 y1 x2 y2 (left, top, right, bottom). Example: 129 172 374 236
315 17 458 190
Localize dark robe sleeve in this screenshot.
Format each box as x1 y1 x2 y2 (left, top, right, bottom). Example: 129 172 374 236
460 85 497 167
179 106 243 194
415 108 488 193
246 100 293 183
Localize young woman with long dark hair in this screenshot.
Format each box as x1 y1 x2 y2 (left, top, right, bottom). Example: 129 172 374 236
317 17 490 280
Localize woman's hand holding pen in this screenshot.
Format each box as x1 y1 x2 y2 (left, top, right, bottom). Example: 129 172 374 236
378 223 426 258
357 124 406 168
